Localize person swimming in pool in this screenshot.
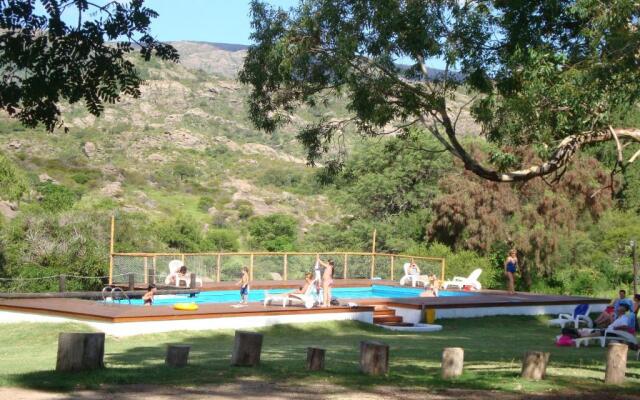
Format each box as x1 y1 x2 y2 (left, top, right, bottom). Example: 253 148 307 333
504 249 517 295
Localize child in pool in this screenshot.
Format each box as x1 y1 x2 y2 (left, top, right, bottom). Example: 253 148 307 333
142 284 157 306
237 266 250 304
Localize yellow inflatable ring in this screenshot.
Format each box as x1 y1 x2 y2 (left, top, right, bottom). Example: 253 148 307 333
173 302 199 311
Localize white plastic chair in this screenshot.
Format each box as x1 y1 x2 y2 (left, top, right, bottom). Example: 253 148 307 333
398 263 430 287
264 280 318 309
442 268 483 290
548 304 592 329
164 260 183 285
176 273 203 288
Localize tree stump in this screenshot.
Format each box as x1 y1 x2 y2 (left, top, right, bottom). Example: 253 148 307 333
165 344 191 367
441 347 464 379
56 333 105 372
231 331 263 367
605 342 628 384
306 347 325 371
521 351 550 380
359 341 389 375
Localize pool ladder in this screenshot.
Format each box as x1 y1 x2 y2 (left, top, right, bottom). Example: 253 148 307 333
101 286 130 304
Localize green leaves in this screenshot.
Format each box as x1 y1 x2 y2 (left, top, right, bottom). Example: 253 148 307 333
0 0 178 130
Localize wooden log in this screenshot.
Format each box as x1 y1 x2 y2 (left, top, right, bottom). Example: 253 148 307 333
441 347 464 379
56 332 105 372
605 343 628 384
59 275 66 292
190 273 197 288
231 331 263 367
128 273 135 291
165 344 191 367
521 351 550 380
306 347 325 371
360 341 389 375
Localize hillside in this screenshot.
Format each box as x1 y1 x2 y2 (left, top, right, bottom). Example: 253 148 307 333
0 42 347 232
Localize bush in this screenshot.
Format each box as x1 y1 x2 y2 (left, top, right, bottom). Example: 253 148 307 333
36 182 78 212
234 200 254 220
0 152 28 201
156 216 204 252
248 214 298 251
202 229 239 251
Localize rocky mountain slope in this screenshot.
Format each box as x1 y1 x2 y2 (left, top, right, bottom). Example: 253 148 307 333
0 41 479 231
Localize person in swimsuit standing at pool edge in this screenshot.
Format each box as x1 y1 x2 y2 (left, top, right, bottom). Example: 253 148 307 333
318 256 334 307
504 249 518 295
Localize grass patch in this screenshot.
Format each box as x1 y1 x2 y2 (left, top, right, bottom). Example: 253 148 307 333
0 316 638 394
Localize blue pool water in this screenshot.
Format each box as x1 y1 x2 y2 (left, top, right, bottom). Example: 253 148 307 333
124 285 475 306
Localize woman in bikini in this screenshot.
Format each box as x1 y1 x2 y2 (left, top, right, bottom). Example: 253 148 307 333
504 249 518 295
318 258 334 307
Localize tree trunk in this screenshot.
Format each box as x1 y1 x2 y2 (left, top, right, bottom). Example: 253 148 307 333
56 333 105 372
231 331 263 367
165 344 190 367
306 347 325 371
359 341 389 375
441 347 464 379
521 351 550 380
605 343 628 384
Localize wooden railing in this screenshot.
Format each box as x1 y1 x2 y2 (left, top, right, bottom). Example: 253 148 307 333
109 251 446 285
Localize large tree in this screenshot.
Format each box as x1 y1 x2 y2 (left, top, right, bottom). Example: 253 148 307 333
0 0 178 130
240 0 640 183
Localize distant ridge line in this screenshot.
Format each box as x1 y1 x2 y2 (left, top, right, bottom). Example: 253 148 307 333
169 41 249 52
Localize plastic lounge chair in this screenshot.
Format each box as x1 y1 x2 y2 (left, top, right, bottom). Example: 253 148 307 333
398 263 430 287
264 280 319 308
548 304 593 329
442 268 483 290
604 328 638 347
555 334 605 348
164 260 183 285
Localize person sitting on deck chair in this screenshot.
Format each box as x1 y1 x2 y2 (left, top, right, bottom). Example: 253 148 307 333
288 272 314 297
595 289 633 328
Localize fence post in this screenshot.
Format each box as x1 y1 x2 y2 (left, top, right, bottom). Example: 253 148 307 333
216 253 221 283
181 254 185 264
249 253 254 281
152 256 157 284
343 254 348 280
370 229 377 279
128 273 135 291
108 215 115 285
144 257 148 285
441 258 446 282
390 256 395 281
283 254 288 281
59 275 66 292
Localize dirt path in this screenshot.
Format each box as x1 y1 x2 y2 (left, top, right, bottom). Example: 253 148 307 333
1 381 638 400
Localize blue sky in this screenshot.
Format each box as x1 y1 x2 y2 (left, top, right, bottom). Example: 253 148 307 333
145 0 298 44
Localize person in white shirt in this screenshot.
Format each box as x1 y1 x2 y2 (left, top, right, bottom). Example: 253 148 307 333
607 303 632 332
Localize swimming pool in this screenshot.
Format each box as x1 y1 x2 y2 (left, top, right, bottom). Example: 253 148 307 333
124 285 476 306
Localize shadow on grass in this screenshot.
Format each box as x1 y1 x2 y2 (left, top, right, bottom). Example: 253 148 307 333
6 318 640 397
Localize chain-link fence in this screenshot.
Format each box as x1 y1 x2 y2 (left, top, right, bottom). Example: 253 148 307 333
110 252 445 286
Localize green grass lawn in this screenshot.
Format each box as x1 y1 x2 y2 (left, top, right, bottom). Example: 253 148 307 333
0 316 638 394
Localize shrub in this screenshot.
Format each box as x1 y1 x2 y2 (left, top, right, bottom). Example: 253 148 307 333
0 152 28 201
36 182 78 212
202 229 239 251
248 214 298 251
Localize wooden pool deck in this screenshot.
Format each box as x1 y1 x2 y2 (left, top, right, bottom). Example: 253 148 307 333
0 279 608 323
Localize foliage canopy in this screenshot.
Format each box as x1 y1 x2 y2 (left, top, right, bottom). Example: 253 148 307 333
0 0 177 130
240 0 640 183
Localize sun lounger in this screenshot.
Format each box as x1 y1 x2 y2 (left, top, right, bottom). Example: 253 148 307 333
399 263 430 287
548 304 592 329
263 280 319 309
442 268 482 290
